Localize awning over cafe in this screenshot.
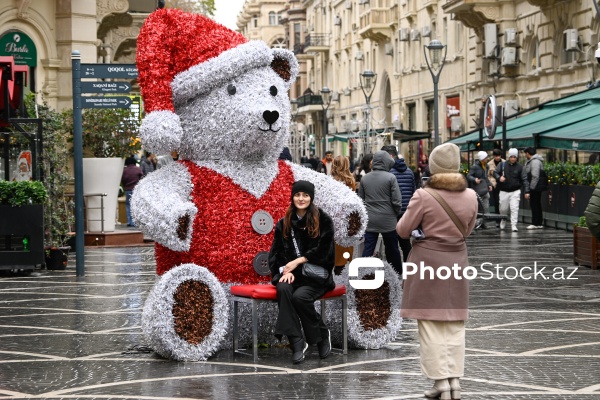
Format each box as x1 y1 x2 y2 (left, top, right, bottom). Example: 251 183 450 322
447 86 600 151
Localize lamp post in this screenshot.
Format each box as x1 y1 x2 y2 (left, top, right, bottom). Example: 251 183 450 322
359 70 377 155
424 39 447 148
290 98 299 162
320 86 332 158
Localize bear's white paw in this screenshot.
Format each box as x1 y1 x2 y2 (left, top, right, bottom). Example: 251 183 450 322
142 264 229 361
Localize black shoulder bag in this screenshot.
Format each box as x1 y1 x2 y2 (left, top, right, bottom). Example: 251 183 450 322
290 229 329 285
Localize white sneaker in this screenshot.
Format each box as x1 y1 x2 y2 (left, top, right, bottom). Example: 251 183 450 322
512 226 518 232
500 220 506 229
527 225 538 230
537 225 544 229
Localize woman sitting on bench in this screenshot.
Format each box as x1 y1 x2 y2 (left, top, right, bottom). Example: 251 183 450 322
268 180 335 364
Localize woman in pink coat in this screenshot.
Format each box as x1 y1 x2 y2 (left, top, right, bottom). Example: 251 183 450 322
397 143 478 400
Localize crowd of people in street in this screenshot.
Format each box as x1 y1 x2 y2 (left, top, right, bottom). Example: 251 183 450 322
119 143 549 397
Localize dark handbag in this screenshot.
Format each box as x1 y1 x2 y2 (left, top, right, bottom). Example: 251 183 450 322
290 229 329 285
472 179 489 197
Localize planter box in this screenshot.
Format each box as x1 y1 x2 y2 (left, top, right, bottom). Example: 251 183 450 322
0 205 44 269
573 225 599 270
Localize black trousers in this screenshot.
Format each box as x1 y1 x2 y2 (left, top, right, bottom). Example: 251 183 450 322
490 187 500 213
398 235 412 263
530 190 543 226
275 282 328 345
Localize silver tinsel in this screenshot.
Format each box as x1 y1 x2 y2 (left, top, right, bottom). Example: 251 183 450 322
327 260 403 349
141 264 229 361
140 111 184 157
290 163 368 247
131 162 196 252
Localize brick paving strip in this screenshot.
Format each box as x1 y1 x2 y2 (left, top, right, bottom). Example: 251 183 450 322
0 228 599 399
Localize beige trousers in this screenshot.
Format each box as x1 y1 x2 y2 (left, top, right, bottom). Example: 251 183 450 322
417 320 465 380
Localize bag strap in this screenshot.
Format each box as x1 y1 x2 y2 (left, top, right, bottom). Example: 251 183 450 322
424 188 468 238
289 229 302 258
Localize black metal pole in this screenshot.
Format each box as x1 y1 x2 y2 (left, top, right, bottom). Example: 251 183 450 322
72 51 84 276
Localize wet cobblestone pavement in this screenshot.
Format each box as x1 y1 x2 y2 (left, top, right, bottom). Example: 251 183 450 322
1 226 599 399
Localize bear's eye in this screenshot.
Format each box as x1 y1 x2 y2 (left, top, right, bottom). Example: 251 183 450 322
227 84 236 95
270 86 278 96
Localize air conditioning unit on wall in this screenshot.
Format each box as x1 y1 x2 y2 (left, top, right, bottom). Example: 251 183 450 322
422 26 431 38
385 43 394 55
504 28 517 46
410 29 420 41
484 23 498 58
504 100 519 116
564 29 580 51
399 28 409 41
502 47 518 66
355 51 364 60
345 0 352 9
334 16 342 26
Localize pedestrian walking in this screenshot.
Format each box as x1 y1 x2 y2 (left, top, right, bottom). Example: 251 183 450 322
584 180 600 240
358 150 403 275
317 151 334 174
494 148 524 232
467 151 492 229
354 153 373 191
140 151 157 176
396 142 478 400
330 155 356 273
268 180 335 364
523 147 547 229
382 145 416 262
121 156 143 227
279 146 293 161
487 148 504 219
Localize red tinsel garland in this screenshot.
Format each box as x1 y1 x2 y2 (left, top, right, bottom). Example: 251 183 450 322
155 160 294 284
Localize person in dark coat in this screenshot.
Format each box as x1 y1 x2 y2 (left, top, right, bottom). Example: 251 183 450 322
523 147 545 229
121 156 143 227
494 148 524 232
382 145 416 262
358 150 403 275
279 146 293 161
268 180 335 364
467 151 492 229
140 151 157 176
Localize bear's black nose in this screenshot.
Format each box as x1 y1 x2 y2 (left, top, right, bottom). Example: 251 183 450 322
263 110 279 125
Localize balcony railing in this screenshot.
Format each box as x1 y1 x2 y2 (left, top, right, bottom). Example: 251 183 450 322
305 33 330 48
297 93 324 108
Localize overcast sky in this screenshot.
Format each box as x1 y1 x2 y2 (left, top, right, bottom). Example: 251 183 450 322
213 0 246 30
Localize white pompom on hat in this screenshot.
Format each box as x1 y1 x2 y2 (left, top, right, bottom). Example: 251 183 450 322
429 143 461 175
477 151 489 161
508 148 518 157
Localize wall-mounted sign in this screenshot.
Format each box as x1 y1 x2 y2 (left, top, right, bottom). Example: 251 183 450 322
484 95 498 139
0 31 37 67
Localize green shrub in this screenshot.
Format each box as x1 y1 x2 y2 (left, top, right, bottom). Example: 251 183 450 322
545 162 600 186
0 181 48 206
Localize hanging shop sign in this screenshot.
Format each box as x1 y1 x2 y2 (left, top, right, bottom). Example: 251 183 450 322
484 95 498 139
0 31 37 67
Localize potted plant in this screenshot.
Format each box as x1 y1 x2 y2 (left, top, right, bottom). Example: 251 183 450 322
63 108 141 232
25 95 74 270
0 180 47 271
573 216 599 270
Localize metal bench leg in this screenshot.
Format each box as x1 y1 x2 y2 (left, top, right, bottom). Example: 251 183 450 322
342 294 348 354
252 299 258 362
233 298 239 353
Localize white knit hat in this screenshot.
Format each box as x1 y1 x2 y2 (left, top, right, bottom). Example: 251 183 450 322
508 148 518 157
429 143 461 175
477 151 488 161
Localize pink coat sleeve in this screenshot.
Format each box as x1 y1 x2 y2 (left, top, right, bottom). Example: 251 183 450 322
396 189 424 239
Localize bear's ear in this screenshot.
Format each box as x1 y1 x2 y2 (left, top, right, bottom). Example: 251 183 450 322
271 49 299 89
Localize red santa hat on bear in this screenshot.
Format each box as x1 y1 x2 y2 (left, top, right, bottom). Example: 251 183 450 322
136 8 278 156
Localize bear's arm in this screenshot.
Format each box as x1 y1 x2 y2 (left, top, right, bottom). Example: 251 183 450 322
131 162 197 252
289 162 368 247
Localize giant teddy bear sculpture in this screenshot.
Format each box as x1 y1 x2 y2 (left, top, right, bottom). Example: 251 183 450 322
132 9 402 361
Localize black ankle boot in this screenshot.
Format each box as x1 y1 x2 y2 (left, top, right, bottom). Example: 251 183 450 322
317 329 331 359
289 337 308 364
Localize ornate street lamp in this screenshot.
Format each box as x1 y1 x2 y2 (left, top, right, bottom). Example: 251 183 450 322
359 70 377 155
424 39 447 148
320 86 332 158
290 98 299 162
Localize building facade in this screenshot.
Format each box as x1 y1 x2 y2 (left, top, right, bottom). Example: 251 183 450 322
0 0 153 111
239 0 599 166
